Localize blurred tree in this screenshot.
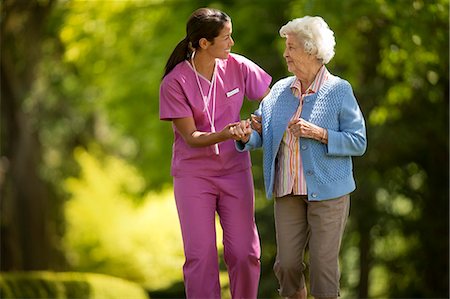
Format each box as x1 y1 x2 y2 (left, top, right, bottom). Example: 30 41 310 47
1 0 66 271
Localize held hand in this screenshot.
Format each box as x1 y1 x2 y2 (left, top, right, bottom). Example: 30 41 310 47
229 120 252 143
288 118 325 141
250 114 262 134
221 122 241 140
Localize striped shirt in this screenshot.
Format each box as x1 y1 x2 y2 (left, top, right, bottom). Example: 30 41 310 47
274 65 329 197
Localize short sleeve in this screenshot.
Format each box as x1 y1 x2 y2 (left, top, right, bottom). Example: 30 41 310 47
236 55 272 100
159 76 193 121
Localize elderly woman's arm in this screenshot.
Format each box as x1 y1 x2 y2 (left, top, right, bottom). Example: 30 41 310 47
235 105 264 152
288 118 328 143
235 128 262 152
326 84 367 156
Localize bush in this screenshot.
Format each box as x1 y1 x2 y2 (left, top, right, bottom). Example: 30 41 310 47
0 271 149 299
63 149 185 290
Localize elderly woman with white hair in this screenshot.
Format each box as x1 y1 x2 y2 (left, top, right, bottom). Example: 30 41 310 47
231 16 367 299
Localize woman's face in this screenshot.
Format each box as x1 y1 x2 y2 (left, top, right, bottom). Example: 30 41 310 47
206 21 235 59
283 34 316 78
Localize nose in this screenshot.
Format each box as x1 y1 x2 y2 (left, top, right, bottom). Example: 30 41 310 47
283 47 289 58
230 36 235 47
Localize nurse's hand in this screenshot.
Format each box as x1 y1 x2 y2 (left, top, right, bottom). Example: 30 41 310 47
220 122 240 139
229 120 252 143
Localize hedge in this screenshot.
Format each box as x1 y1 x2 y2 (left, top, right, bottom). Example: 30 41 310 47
0 271 149 299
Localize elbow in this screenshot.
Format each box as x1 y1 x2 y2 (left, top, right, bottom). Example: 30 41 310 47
354 136 367 156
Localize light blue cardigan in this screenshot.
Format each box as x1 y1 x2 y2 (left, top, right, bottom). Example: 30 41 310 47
236 75 367 200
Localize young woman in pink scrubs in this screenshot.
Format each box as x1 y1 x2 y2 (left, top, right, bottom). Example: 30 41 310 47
159 7 271 299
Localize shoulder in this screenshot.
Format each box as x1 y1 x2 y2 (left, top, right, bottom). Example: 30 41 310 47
317 74 355 101
318 74 359 111
161 61 191 89
270 76 295 93
262 76 294 107
326 73 353 92
227 53 251 64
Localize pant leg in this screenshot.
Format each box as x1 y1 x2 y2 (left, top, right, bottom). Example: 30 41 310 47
216 169 260 299
273 195 309 297
174 176 221 299
307 195 350 298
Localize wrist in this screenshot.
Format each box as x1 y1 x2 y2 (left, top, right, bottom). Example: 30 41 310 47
218 129 230 142
320 128 328 143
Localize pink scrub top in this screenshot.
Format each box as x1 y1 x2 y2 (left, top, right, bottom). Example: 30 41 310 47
160 53 272 177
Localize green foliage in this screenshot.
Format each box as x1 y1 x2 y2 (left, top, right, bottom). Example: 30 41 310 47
62 147 185 290
0 271 148 299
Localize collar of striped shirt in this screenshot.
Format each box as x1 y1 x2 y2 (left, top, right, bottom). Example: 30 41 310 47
290 65 329 98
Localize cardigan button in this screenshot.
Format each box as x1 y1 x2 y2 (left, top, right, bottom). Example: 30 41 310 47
306 170 313 176
301 144 307 150
311 193 318 198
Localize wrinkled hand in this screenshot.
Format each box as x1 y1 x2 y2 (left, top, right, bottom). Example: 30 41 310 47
229 119 252 143
288 118 323 140
250 114 262 134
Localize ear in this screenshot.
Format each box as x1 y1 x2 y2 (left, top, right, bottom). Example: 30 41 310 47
199 38 210 49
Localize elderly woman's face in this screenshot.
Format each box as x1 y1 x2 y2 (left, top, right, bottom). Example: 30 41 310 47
283 34 315 77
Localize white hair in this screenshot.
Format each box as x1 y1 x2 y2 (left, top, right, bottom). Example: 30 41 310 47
279 16 336 64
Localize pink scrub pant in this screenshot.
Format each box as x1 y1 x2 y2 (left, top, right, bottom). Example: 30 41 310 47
173 168 260 299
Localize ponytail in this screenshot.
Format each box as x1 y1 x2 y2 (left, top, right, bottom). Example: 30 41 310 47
162 37 190 78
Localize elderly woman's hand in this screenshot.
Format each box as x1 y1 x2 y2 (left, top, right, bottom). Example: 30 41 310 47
229 119 252 143
250 114 262 134
288 118 328 143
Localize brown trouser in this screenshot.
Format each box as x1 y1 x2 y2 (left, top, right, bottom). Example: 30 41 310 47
273 194 350 298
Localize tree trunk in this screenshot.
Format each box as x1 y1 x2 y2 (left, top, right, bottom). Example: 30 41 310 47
358 230 370 298
1 0 60 271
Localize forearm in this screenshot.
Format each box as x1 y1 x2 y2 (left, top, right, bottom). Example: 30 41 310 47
299 120 328 144
186 130 228 147
313 127 328 144
173 117 231 148
326 129 366 156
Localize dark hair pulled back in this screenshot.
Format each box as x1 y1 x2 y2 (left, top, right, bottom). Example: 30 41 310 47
162 8 230 78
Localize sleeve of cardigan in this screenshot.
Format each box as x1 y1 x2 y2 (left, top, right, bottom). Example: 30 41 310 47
235 130 262 152
326 81 367 156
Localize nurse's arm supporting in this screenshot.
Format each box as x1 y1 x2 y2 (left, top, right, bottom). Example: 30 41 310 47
173 116 246 148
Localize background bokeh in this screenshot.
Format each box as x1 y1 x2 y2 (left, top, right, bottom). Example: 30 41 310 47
1 0 448 298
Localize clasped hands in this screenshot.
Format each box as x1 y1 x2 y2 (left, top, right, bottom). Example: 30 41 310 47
227 115 324 143
228 119 252 143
